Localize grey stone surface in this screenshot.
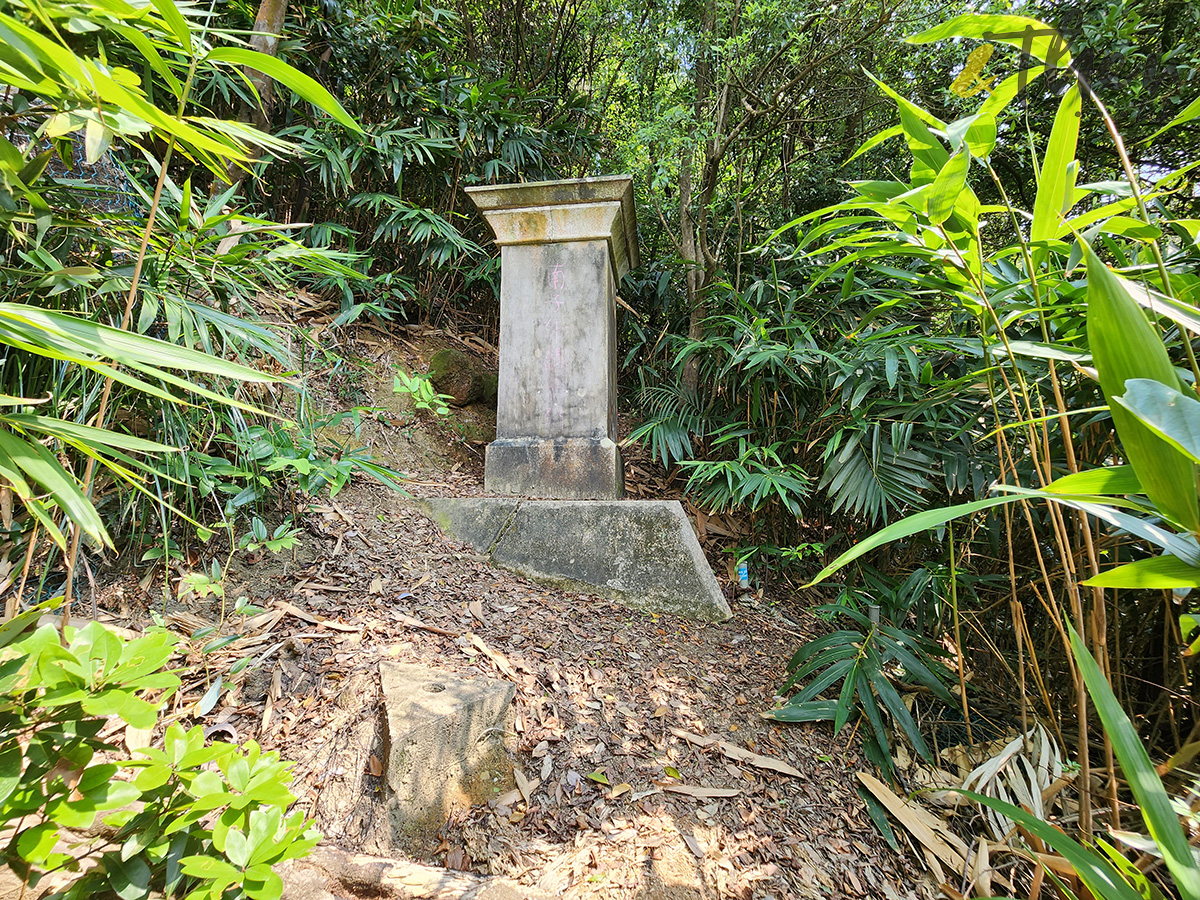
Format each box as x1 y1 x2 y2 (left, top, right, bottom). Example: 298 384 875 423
423 498 732 623
485 437 623 500
465 177 638 500
379 661 516 852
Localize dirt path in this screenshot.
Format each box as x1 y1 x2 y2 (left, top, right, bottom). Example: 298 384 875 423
232 470 925 900
101 329 929 899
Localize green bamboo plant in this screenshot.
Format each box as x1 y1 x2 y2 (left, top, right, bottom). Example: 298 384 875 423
0 0 364 615
766 11 1200 892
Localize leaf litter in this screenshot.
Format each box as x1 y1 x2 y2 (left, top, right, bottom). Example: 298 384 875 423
82 331 933 900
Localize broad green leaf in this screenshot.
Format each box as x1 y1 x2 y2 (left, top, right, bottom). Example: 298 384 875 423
84 118 112 164
1085 241 1200 532
1083 555 1200 589
1031 84 1082 247
1045 465 1142 496
928 148 969 225
1115 379 1200 463
1070 628 1200 899
0 745 21 806
906 15 1072 68
205 48 362 134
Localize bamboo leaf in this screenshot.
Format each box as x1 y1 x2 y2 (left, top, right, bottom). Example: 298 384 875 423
999 486 1200 566
1044 465 1142 496
0 429 109 547
763 700 838 723
977 67 1046 119
928 148 969 225
1070 628 1200 899
1148 94 1200 141
149 0 192 52
204 48 362 134
834 659 860 733
1114 379 1200 463
1032 84 1082 247
801 496 1016 587
1084 240 1200 532
1083 555 1200 589
959 789 1143 900
868 666 930 760
845 125 903 166
906 15 1072 68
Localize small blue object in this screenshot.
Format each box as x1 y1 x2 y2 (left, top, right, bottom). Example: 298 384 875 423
737 562 750 589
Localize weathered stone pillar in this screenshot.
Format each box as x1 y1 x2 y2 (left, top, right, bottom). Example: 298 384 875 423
465 176 639 500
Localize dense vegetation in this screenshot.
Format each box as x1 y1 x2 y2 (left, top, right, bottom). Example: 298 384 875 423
2 0 1200 894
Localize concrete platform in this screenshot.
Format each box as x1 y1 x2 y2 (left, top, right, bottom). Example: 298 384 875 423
424 498 732 622
379 661 516 852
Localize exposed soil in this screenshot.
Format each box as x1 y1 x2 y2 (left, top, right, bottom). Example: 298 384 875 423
83 324 931 900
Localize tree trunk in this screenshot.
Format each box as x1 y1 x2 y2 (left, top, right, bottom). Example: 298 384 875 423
679 144 703 392
680 0 715 392
218 0 290 192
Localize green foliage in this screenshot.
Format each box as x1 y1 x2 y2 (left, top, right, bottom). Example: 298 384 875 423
239 0 588 322
0 607 317 900
394 368 453 417
0 0 397 580
765 605 958 776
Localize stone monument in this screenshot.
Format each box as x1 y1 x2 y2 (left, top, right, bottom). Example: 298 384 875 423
426 175 731 623
464 175 638 500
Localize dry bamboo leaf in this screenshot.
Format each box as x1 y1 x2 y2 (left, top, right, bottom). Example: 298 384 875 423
857 772 966 875
317 619 360 633
922 847 947 885
275 600 321 625
659 783 741 800
466 632 517 680
467 600 488 625
124 724 154 752
242 608 286 633
671 728 801 777
1029 862 1045 900
970 838 992 897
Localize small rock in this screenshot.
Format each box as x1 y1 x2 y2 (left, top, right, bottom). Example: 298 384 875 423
427 348 496 407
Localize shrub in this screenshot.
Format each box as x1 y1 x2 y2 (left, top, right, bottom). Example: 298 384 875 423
0 603 318 900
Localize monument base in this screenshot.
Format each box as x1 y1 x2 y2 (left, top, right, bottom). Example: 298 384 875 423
484 438 624 500
424 498 733 623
